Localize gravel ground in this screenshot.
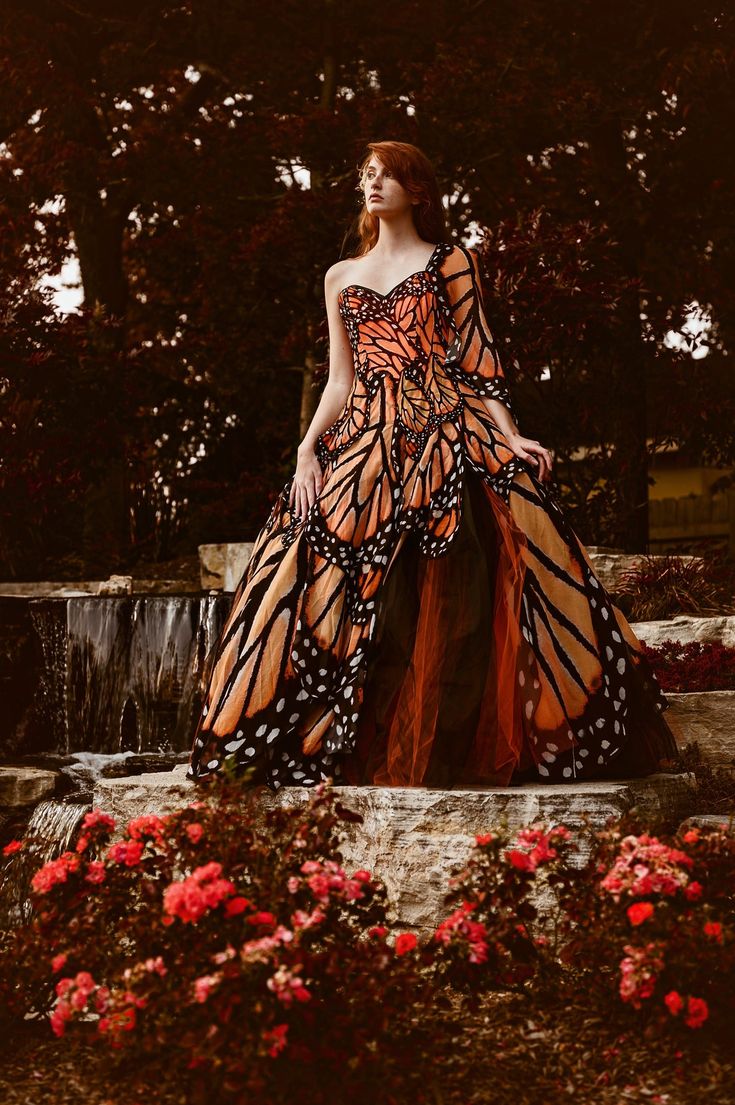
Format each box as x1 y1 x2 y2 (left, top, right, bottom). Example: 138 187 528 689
1 992 733 1105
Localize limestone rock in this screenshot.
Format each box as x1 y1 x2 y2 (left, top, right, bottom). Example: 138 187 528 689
666 690 735 765
224 544 255 593
631 614 735 649
93 768 694 931
198 543 227 590
98 575 133 596
679 814 733 833
0 766 59 807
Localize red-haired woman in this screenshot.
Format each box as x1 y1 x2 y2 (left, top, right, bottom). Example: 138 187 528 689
187 140 678 791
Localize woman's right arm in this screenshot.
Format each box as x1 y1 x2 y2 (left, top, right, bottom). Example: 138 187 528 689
289 263 356 519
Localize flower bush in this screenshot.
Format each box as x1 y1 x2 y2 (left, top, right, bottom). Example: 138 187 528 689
0 781 441 1105
555 820 735 1033
431 824 577 996
641 638 735 692
1 782 733 1105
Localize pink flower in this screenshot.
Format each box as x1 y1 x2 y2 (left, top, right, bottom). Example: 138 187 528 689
74 971 95 995
395 932 418 956
31 853 81 894
627 902 655 926
85 861 106 885
144 957 167 975
193 974 220 1003
51 953 68 972
107 840 144 867
291 908 325 931
2 839 23 856
506 849 537 872
685 996 709 1029
81 810 116 833
351 869 372 882
49 1001 72 1037
186 822 204 844
127 815 166 843
664 990 684 1016
703 921 723 943
684 881 703 901
267 967 310 1006
163 862 236 924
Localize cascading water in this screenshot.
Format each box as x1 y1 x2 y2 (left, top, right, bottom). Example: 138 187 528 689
27 593 233 756
0 798 91 925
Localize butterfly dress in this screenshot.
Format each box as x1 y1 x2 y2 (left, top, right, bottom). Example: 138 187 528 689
187 241 678 790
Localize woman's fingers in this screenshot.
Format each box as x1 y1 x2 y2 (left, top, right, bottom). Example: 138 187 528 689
515 440 553 482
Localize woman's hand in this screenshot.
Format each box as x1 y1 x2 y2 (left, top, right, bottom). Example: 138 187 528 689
506 432 553 483
288 444 324 520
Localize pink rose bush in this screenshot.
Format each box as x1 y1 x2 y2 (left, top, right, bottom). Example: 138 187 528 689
558 819 734 1032
0 782 733 1103
0 783 437 1104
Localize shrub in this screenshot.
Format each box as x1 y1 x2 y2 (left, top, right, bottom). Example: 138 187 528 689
0 782 441 1105
614 553 735 621
641 639 735 692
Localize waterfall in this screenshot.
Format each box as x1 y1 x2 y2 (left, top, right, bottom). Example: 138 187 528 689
0 798 91 926
26 593 232 755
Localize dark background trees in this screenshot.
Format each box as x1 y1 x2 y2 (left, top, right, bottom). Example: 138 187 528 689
0 0 732 578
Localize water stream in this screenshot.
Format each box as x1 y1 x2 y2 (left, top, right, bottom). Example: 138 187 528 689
27 593 232 755
0 798 91 925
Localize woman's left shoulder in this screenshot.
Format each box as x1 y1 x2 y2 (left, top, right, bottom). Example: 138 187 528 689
437 241 478 275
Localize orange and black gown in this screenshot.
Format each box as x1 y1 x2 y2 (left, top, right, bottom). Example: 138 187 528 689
187 241 678 790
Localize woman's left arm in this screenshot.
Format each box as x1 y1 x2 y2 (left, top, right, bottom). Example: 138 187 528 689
480 396 553 483
441 244 553 484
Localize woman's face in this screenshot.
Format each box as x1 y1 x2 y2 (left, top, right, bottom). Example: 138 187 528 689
361 156 415 217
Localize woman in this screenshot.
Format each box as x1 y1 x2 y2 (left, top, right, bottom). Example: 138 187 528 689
187 140 678 791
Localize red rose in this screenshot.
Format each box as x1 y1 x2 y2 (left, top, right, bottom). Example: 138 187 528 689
224 896 251 917
703 921 723 943
395 932 418 956
627 902 654 926
685 996 709 1029
664 990 683 1016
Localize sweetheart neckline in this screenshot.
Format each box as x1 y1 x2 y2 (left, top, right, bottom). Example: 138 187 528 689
337 241 446 302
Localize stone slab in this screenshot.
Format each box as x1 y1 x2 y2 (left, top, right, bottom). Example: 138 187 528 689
224 544 255 593
0 766 59 807
0 579 193 598
631 614 735 649
93 768 694 930
666 690 735 765
198 543 227 590
679 814 734 833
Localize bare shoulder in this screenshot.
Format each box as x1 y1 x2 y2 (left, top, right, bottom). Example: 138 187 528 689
324 258 354 294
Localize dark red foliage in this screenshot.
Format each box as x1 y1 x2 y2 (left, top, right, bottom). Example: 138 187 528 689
641 640 735 693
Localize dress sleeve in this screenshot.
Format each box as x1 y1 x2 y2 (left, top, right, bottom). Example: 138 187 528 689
439 244 515 416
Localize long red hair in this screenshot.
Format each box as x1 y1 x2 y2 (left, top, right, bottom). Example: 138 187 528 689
347 141 448 257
